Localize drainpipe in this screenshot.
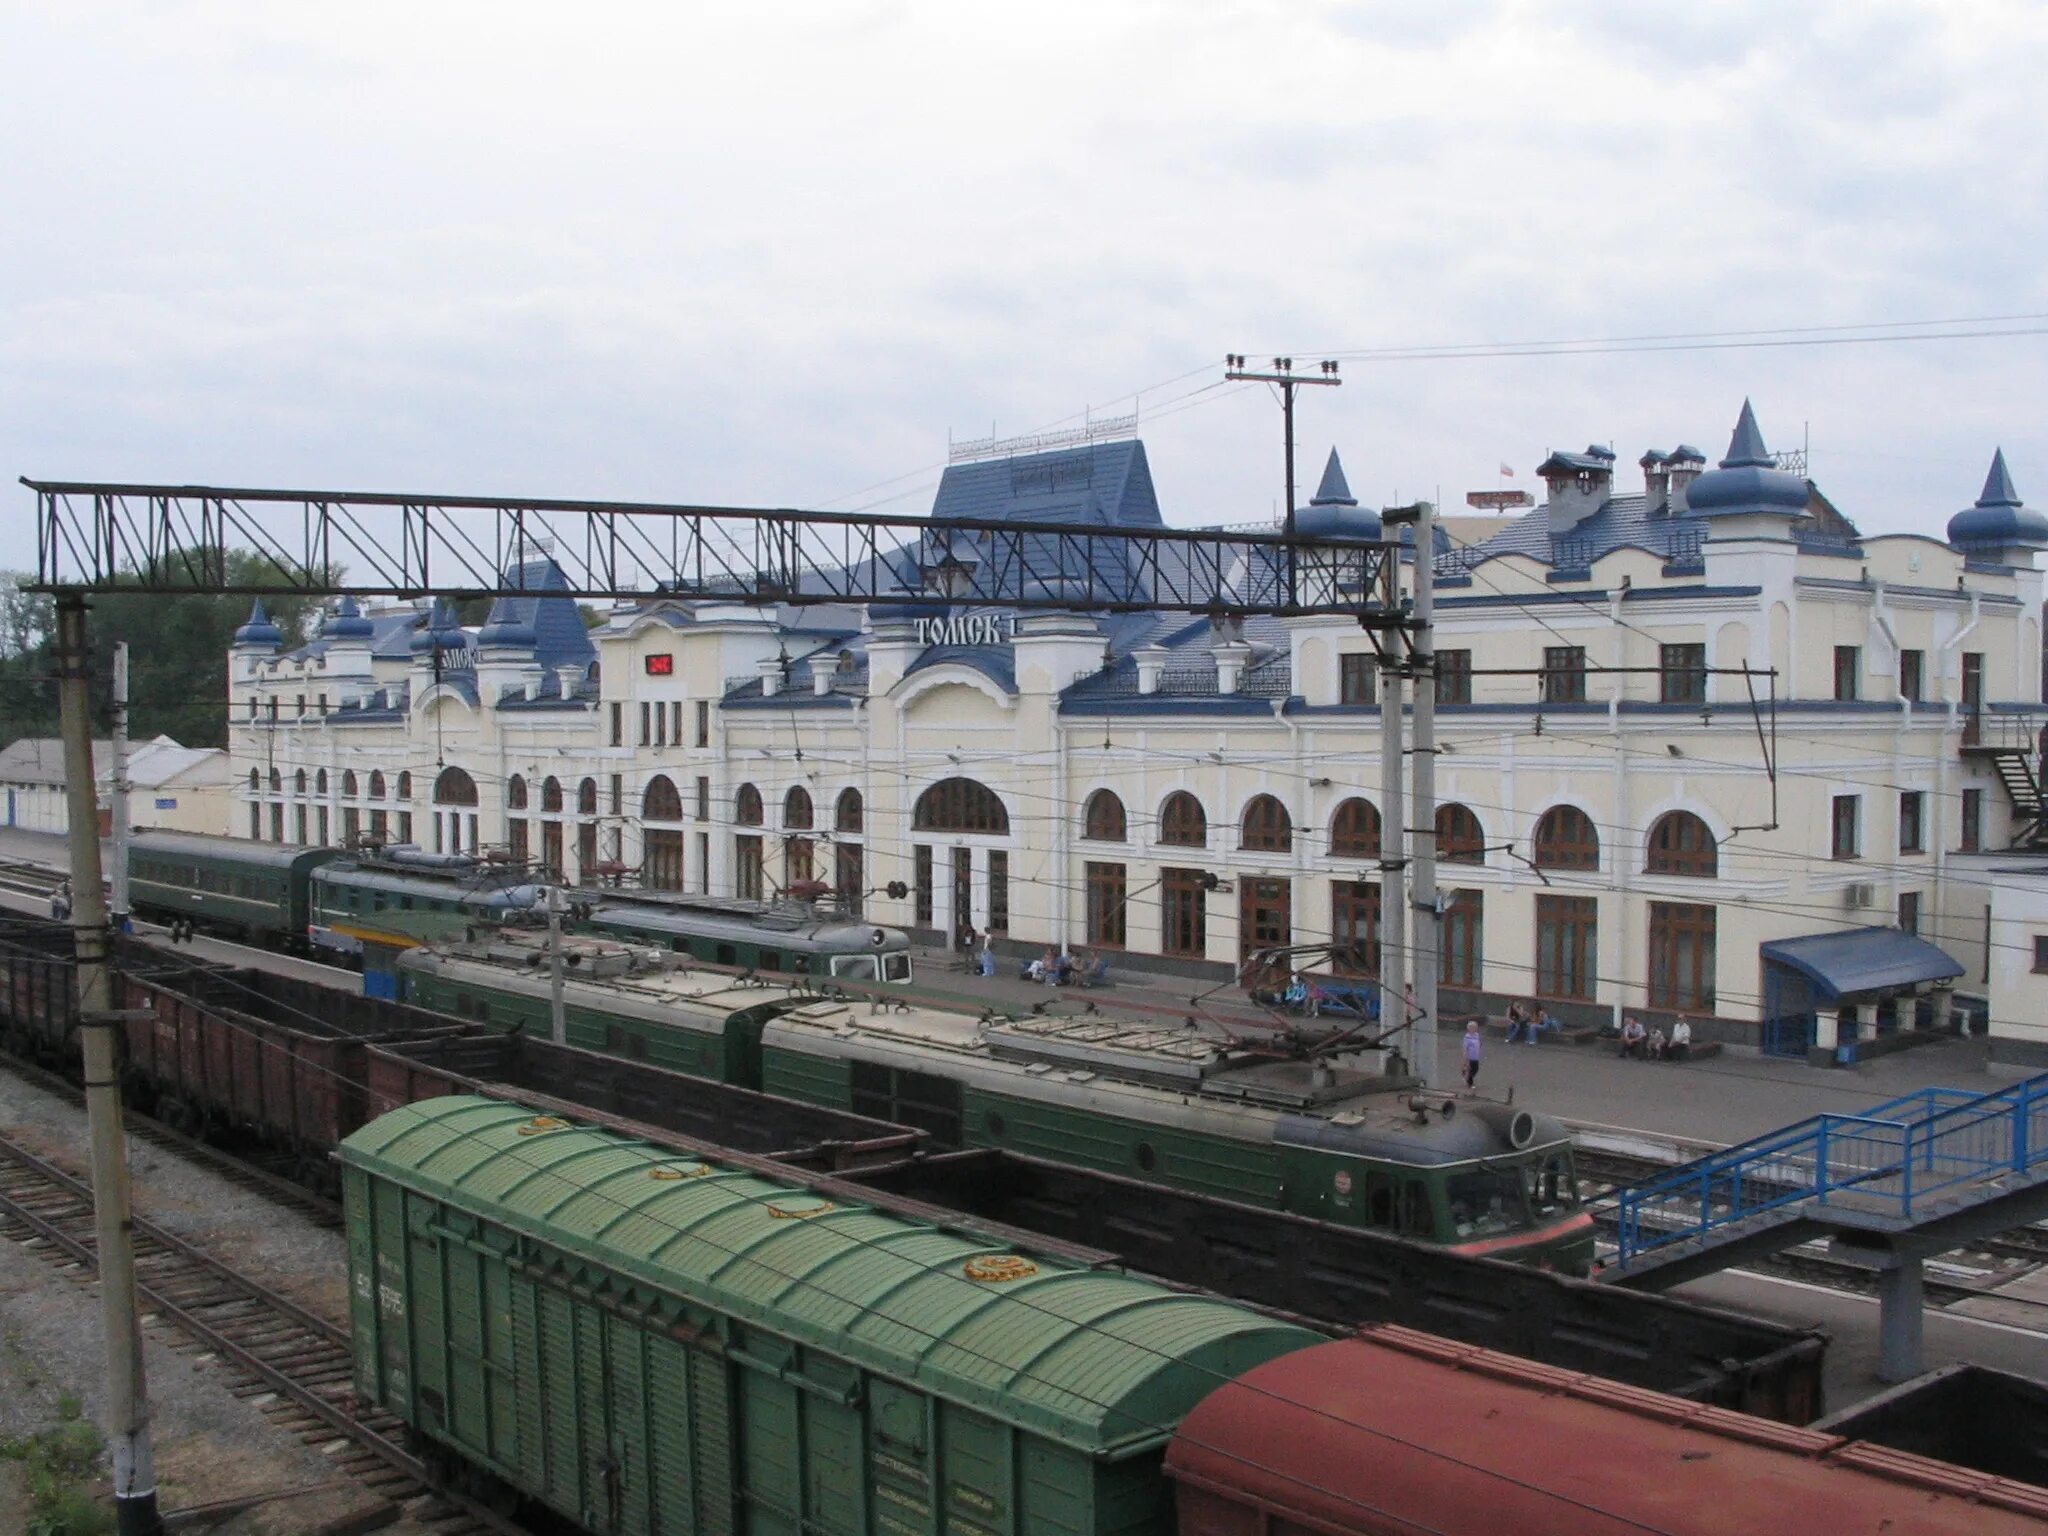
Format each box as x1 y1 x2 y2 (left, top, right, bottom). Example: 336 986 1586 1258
1940 589 1984 728
1872 582 1901 695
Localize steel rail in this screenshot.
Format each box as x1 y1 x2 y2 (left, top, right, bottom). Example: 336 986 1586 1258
0 1131 531 1536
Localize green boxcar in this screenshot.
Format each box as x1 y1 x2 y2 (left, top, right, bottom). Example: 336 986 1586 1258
127 830 337 945
342 1097 1321 1536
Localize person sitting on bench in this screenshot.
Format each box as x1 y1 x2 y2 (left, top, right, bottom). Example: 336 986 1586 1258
1620 1015 1648 1059
1077 951 1110 988
1667 1015 1692 1061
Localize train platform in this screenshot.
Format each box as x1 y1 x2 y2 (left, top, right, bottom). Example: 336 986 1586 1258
908 940 2012 1152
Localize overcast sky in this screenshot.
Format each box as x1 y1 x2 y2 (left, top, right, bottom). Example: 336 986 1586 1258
4 0 2046 559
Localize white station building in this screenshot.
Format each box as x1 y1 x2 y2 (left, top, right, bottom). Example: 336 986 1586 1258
224 403 2048 1066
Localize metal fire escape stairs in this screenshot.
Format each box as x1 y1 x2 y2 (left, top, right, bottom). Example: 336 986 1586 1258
1960 719 2048 846
1589 1071 2048 1382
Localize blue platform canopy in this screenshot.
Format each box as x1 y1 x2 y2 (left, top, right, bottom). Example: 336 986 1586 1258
1759 927 1964 1004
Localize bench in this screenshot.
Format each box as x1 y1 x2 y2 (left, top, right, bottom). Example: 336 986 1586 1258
1615 1039 1724 1063
1468 1013 1604 1047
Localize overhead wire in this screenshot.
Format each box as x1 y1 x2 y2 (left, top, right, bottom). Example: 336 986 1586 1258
7 928 1709 1536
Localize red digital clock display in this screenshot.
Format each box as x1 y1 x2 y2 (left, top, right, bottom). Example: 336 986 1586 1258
644 654 674 676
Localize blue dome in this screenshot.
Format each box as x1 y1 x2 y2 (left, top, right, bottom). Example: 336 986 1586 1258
232 599 283 648
408 598 467 655
1683 401 1810 519
321 595 373 640
1292 448 1382 540
1948 449 2048 551
475 596 537 649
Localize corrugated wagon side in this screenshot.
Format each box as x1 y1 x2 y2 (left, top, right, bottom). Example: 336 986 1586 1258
340 1096 1321 1536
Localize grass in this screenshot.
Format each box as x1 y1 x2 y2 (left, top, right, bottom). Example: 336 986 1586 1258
0 1389 113 1536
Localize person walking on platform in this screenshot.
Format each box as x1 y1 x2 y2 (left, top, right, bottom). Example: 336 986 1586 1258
1462 1019 1482 1089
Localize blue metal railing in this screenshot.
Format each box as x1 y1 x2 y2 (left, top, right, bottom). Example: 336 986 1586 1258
1601 1071 2048 1266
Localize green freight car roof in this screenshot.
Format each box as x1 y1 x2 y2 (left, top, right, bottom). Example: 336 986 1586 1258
340 1096 1320 1456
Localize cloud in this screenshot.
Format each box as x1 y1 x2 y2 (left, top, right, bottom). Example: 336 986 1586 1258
1 0 2045 558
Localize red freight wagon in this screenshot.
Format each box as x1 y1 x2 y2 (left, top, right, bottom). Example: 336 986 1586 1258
1166 1325 2048 1536
118 968 465 1185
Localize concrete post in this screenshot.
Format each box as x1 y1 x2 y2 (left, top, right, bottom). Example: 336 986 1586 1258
1875 1251 1926 1383
109 642 130 930
1812 1008 1839 1052
57 597 162 1536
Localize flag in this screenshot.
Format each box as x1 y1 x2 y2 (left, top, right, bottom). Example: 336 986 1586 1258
1499 463 1514 478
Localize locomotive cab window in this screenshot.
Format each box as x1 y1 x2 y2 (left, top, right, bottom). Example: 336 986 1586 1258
830 954 879 981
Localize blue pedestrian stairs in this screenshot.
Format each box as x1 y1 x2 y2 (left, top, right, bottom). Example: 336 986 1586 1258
1592 1071 2048 1290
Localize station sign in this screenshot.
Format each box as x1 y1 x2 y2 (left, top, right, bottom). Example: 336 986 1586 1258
914 614 1016 648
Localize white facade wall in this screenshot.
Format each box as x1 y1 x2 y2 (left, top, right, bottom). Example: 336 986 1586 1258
223 521 2046 1052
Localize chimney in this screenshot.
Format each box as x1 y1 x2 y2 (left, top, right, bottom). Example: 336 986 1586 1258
1641 450 1669 514
809 657 834 697
556 665 581 700
756 655 784 697
1134 645 1169 695
1665 445 1705 513
1213 640 1251 695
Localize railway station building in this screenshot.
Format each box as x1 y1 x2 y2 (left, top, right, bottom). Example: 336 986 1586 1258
223 402 2048 1063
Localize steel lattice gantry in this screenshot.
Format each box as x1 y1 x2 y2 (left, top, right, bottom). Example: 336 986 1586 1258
20 479 1407 624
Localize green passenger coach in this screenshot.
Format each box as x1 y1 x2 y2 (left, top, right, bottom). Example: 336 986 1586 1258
341 1096 1321 1536
127 830 337 946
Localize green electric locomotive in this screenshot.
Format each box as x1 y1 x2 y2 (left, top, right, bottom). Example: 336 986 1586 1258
395 935 1592 1273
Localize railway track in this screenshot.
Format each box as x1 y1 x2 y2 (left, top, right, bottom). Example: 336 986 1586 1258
0 1127 534 1535
0 1046 341 1228
1578 1144 2048 1318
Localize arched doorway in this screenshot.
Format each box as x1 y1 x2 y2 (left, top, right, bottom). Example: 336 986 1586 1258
911 777 1012 940
433 766 479 854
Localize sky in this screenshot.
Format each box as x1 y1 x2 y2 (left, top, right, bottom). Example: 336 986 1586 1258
4 0 2047 560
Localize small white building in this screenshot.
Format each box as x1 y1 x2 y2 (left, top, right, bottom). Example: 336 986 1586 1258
0 735 234 838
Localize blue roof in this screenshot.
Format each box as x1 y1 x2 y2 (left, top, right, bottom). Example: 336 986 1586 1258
1685 400 1811 519
321 596 373 640
232 599 283 648
1948 448 2048 552
1293 448 1380 540
1759 926 1963 1003
929 440 1161 529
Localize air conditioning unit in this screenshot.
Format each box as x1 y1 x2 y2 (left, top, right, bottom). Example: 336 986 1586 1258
1844 882 1877 909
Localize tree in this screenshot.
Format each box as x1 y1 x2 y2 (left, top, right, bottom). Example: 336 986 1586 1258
0 554 329 748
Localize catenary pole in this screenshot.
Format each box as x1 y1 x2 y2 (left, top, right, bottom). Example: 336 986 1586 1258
1378 634 1408 1071
547 883 567 1046
1407 502 1441 1088
109 641 130 932
56 596 162 1536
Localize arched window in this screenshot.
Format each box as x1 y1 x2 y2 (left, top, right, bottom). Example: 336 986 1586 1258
1159 791 1207 848
644 775 683 822
542 776 563 813
395 771 412 800
1329 798 1381 859
1647 811 1718 877
507 775 529 811
913 778 1009 834
578 777 598 815
1532 805 1599 870
268 767 282 792
342 770 359 798
835 788 863 834
248 768 260 791
1240 794 1292 853
368 770 386 800
316 769 328 794
294 768 307 794
433 767 478 806
735 783 764 826
1436 803 1485 863
784 786 814 830
1083 790 1126 842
